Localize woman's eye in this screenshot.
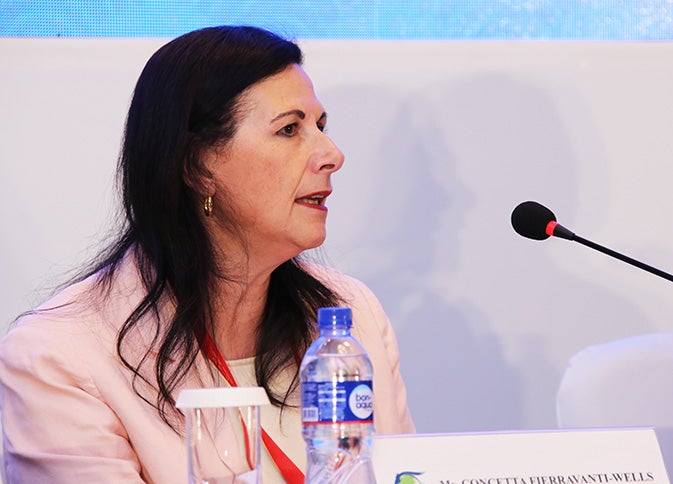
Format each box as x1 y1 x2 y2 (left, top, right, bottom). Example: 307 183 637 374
278 123 298 136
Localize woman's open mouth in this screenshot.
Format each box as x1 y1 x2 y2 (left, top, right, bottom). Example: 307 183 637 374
295 191 330 210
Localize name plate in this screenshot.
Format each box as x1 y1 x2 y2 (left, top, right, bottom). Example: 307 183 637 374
372 428 669 484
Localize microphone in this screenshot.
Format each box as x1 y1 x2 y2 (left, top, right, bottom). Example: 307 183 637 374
511 200 673 283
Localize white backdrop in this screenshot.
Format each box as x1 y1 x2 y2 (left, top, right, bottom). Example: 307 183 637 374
2 39 673 434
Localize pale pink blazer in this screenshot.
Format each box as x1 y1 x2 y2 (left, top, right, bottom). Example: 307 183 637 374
0 257 415 483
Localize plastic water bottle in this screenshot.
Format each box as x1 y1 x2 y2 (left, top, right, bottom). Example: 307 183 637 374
300 307 376 484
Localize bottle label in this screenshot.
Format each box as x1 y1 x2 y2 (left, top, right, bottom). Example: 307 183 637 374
302 380 374 424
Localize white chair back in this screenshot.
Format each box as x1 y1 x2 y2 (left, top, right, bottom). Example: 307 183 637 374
557 332 673 476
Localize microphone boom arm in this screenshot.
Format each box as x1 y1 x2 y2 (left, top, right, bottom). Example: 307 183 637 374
572 234 673 283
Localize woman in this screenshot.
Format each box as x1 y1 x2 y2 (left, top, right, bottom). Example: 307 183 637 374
0 26 414 483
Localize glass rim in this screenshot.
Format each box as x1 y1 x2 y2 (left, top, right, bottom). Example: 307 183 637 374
176 386 270 409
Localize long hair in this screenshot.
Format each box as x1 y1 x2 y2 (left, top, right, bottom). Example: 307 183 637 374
83 26 341 428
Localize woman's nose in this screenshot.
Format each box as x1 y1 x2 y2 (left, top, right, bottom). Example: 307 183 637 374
311 134 345 174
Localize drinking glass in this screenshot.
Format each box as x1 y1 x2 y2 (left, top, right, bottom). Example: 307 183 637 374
176 387 270 484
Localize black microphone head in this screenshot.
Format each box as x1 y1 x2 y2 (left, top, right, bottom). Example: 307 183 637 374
511 201 556 240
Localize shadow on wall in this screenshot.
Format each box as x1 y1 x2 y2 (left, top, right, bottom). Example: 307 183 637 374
322 83 524 433
376 95 525 433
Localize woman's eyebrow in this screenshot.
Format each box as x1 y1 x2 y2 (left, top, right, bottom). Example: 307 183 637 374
270 109 305 123
270 110 328 124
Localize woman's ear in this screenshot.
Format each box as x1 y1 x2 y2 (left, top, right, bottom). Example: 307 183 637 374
183 159 215 197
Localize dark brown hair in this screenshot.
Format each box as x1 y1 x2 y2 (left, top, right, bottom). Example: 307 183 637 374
84 26 340 428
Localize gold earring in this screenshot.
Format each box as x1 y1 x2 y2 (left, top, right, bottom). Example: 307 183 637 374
203 195 213 217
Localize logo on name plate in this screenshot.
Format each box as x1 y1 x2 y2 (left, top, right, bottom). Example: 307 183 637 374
394 470 424 483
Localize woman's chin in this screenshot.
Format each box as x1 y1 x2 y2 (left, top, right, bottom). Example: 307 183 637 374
297 233 327 253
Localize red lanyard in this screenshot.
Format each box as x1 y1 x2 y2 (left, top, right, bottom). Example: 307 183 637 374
201 331 305 484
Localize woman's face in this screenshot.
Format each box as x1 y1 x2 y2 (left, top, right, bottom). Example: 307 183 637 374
205 64 345 267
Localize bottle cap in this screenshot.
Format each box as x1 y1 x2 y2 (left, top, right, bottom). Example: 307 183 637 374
317 306 353 329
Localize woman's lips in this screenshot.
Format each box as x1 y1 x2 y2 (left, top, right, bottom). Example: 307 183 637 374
295 191 330 210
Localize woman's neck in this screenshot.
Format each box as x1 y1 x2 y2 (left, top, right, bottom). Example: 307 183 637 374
210 268 272 360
